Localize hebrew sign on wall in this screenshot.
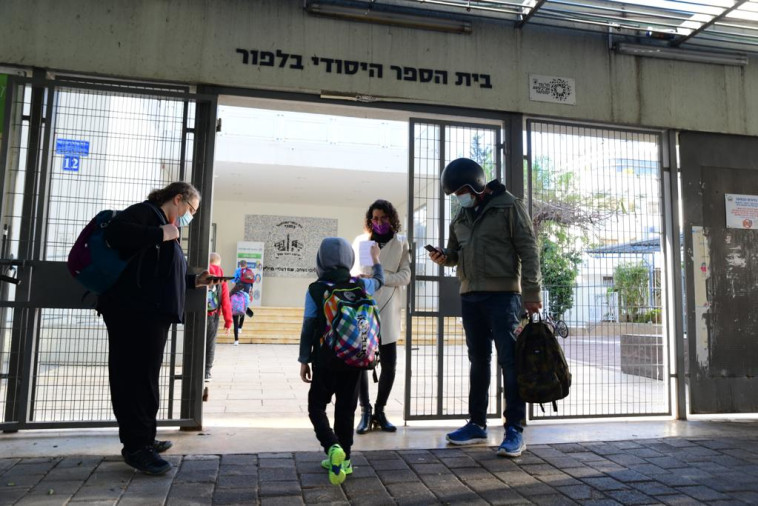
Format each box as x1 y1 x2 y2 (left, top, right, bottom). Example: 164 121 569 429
245 214 338 278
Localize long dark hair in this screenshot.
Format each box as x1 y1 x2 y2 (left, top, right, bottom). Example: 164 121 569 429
364 199 401 234
147 181 200 205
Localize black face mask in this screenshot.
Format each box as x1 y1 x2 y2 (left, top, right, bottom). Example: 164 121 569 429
370 229 394 246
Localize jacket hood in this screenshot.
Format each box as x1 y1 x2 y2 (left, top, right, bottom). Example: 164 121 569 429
316 237 355 278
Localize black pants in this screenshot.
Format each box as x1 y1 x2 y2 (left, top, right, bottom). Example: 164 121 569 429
232 314 245 341
308 364 361 459
359 342 397 411
206 312 219 377
103 311 171 452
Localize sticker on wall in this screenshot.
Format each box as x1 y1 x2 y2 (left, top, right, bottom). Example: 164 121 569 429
725 194 758 230
529 75 576 105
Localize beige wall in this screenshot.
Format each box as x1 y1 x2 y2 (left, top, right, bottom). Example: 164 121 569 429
1 0 757 135
210 197 408 307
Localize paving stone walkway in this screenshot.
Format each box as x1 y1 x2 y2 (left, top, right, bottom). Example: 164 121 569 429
2 435 758 505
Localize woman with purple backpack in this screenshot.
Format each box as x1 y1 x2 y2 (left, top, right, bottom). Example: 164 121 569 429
97 181 221 476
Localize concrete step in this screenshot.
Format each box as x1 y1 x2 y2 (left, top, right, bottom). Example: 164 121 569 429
215 307 464 345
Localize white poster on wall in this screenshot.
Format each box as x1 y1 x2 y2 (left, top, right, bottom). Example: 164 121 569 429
725 194 758 230
529 74 576 105
245 215 338 278
236 241 265 307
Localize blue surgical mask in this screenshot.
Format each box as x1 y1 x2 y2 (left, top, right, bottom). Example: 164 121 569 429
177 210 193 227
456 193 476 208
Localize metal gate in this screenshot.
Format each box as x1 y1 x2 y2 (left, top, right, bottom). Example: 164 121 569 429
679 132 758 414
0 73 216 431
405 118 503 420
526 119 672 419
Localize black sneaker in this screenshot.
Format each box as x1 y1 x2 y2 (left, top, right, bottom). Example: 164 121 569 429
122 446 171 475
152 440 173 453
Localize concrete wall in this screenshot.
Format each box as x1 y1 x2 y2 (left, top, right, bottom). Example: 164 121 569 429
1 0 756 135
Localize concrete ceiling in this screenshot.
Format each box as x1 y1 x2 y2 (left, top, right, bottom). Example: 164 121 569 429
212 99 410 208
212 160 407 207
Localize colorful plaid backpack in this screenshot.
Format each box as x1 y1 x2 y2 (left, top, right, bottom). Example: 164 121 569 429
309 279 380 370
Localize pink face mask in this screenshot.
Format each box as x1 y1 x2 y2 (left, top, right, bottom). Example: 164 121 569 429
372 222 391 235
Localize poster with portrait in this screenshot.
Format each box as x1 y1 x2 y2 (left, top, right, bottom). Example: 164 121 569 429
236 241 264 306
245 215 338 278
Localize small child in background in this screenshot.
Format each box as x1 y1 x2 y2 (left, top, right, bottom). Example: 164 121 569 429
298 237 383 485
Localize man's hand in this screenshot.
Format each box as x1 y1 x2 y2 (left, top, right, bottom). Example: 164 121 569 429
161 224 180 242
300 363 312 383
224 326 231 335
429 248 447 266
524 301 542 316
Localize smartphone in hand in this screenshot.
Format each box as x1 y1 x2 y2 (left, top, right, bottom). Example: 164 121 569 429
424 244 440 253
211 276 234 282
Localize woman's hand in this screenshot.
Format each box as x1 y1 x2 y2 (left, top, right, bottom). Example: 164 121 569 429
161 224 180 242
300 363 312 383
196 271 220 287
370 242 381 265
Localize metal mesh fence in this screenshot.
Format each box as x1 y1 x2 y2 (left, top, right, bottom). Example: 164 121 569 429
407 120 501 419
1 82 33 424
527 120 670 419
2 83 195 424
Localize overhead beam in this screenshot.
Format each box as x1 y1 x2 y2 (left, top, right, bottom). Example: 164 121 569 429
670 0 750 47
516 0 549 28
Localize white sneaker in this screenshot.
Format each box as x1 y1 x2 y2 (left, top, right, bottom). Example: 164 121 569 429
233 341 239 346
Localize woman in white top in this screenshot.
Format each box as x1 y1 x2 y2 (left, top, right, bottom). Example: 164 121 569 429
352 199 411 433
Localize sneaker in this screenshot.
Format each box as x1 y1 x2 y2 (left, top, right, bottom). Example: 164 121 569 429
321 458 352 475
151 440 173 453
121 446 171 475
497 426 526 458
326 444 346 485
446 421 487 445
233 341 239 346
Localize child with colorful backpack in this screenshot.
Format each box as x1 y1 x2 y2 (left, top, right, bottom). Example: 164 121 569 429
229 284 251 346
298 237 384 486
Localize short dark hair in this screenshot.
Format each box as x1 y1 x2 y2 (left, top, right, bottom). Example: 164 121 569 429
147 181 200 206
364 199 401 234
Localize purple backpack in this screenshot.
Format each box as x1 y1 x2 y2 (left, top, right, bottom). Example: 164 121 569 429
230 291 249 316
67 210 126 294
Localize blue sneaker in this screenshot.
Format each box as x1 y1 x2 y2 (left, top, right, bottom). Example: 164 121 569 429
446 421 487 445
497 426 526 457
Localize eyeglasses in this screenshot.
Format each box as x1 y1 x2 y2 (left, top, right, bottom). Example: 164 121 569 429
185 200 197 215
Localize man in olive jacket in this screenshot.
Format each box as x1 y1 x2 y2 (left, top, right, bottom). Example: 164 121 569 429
429 158 542 458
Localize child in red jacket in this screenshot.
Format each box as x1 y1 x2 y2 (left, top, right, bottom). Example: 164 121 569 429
206 252 232 381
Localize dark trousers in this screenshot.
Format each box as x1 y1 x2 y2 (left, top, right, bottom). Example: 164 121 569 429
206 312 219 377
461 292 525 430
232 314 245 341
104 312 171 452
308 364 361 459
359 342 397 411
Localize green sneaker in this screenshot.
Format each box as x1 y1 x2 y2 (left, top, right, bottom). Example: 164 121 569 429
321 458 352 474
326 444 346 485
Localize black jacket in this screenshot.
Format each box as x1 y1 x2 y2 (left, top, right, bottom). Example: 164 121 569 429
97 201 195 322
